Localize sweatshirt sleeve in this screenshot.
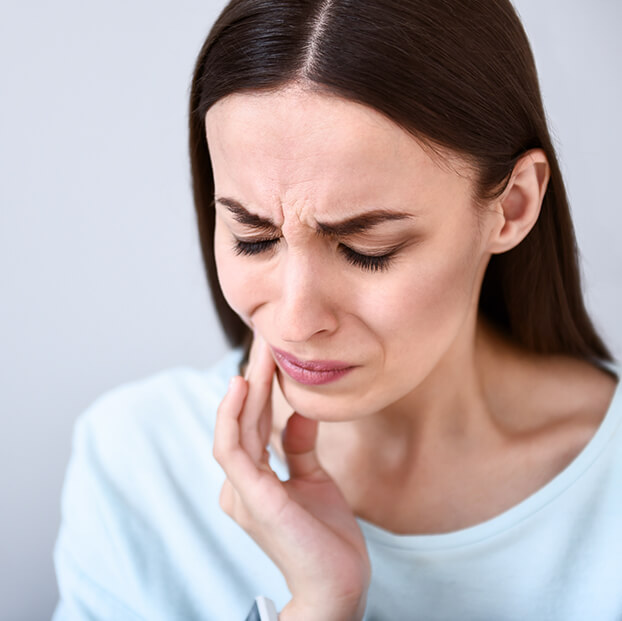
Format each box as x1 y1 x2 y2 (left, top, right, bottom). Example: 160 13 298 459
51 406 147 621
50 356 292 620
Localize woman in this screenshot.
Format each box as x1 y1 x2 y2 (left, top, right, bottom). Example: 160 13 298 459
53 1 621 619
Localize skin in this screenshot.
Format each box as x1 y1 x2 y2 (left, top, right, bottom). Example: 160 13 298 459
208 84 618 619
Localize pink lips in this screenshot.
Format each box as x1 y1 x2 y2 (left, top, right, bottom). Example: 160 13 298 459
271 346 354 386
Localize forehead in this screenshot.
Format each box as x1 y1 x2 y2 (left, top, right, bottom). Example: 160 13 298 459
204 86 474 219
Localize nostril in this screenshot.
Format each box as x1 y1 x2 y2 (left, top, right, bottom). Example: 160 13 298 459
275 290 335 339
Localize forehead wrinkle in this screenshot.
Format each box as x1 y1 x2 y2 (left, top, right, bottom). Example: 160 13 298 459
208 89 479 244
279 192 319 240
219 193 418 248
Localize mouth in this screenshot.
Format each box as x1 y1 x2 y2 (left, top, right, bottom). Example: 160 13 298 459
270 346 355 386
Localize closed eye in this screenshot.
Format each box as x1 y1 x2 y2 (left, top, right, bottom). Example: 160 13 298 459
233 238 280 256
338 245 395 272
233 237 396 272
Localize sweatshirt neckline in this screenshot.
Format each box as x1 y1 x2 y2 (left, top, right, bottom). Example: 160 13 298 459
356 367 621 551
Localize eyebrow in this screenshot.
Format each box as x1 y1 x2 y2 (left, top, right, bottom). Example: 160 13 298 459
215 196 415 236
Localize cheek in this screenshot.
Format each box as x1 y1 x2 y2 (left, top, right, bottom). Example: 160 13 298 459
214 225 257 323
362 241 481 351
213 221 283 330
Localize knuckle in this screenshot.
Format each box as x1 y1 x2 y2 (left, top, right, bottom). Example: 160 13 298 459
220 485 255 536
219 481 233 515
212 442 226 465
236 507 254 534
216 401 227 418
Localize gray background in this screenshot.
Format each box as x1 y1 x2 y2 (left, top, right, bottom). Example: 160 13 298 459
1 1 620 619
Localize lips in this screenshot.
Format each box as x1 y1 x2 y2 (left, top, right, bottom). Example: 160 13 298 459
271 346 355 386
272 347 351 371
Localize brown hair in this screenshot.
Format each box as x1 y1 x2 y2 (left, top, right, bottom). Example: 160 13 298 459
189 0 613 365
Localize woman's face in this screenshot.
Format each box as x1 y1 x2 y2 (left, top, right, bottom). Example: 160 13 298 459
206 86 498 421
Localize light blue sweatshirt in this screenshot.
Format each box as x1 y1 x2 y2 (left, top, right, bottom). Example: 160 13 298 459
52 349 622 620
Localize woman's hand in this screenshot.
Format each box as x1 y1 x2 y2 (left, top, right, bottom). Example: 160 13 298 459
213 334 371 621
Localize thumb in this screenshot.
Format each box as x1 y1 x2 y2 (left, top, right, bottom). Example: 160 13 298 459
282 413 325 481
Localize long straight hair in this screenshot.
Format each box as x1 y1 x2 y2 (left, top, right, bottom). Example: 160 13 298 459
189 0 613 365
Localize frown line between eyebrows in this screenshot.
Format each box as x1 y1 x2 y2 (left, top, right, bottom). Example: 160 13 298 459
215 196 416 237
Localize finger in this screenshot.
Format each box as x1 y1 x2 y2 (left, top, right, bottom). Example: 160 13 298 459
220 476 277 536
240 335 275 463
219 478 255 532
213 375 248 467
219 478 236 517
281 413 326 481
214 376 284 508
243 333 259 381
259 373 280 449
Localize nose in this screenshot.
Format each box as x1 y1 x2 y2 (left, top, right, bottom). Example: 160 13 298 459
274 249 339 343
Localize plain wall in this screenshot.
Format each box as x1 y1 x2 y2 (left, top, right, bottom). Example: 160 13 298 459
0 1 620 619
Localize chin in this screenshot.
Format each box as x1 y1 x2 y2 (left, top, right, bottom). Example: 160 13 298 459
280 379 379 422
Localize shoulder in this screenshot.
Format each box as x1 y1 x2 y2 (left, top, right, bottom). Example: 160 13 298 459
498 353 621 479
480 318 621 474
478 320 619 438
523 355 618 430
548 356 620 462
76 348 243 451
482 317 619 434
60 348 244 524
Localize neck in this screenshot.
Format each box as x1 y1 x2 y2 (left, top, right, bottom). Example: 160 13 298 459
269 316 522 473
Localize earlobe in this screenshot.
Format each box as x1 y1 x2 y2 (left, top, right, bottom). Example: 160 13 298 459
488 148 550 254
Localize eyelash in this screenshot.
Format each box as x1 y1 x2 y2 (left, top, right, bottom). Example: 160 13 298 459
339 245 394 272
233 238 395 272
233 238 279 256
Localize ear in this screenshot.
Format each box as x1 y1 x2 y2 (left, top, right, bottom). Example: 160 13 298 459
487 148 550 254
